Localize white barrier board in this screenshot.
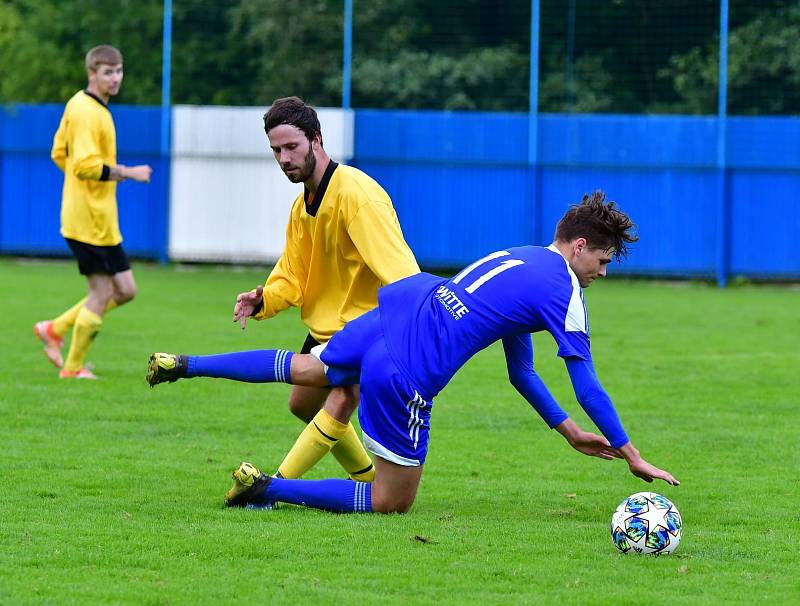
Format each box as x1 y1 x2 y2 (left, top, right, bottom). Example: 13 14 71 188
169 105 353 263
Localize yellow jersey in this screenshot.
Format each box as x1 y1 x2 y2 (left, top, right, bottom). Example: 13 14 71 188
51 90 122 246
254 161 419 341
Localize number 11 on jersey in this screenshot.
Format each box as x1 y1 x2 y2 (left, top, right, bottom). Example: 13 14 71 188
452 250 525 294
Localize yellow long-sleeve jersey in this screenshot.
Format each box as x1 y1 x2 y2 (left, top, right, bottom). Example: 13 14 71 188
51 90 121 246
254 161 419 342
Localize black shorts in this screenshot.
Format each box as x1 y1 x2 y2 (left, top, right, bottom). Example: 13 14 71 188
65 238 131 276
299 333 322 354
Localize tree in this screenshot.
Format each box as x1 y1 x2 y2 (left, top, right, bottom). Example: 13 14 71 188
0 0 162 104
659 4 800 115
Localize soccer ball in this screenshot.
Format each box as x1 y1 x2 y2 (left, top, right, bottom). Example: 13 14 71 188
610 492 682 555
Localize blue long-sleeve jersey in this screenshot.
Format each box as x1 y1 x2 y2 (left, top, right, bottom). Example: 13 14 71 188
377 245 629 448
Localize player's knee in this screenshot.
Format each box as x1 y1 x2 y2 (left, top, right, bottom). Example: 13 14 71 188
370 491 415 514
287 398 317 423
289 354 328 387
116 284 136 304
369 481 416 514
287 388 325 423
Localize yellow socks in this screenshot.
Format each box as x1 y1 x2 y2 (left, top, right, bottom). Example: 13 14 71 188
63 307 103 372
52 297 87 337
52 297 117 337
331 424 375 481
277 409 374 481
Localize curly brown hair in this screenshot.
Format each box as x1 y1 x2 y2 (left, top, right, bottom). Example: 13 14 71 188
263 96 322 144
554 191 638 261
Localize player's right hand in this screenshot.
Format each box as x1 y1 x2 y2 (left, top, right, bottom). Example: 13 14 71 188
233 285 264 330
127 164 153 183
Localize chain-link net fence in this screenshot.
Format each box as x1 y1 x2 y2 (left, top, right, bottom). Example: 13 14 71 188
1 1 798 115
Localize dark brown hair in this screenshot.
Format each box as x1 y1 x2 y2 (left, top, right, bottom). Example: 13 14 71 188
85 45 123 71
554 191 638 261
263 96 322 144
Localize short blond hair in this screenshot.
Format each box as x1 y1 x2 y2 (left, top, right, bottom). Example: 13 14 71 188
85 45 123 71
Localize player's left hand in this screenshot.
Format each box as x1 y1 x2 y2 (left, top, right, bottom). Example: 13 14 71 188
233 285 264 330
627 458 680 486
568 429 622 460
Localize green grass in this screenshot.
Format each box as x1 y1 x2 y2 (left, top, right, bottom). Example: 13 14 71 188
1 258 798 605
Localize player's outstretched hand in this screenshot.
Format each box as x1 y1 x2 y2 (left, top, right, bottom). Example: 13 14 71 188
568 429 622 461
627 458 680 486
554 419 621 461
233 285 264 330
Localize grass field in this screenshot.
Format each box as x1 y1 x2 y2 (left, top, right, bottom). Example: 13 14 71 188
1 258 798 605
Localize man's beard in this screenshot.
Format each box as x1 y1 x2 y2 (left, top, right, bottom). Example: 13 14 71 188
285 146 316 183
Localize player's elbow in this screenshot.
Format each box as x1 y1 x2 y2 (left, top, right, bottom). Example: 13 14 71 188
74 168 99 181
72 161 103 181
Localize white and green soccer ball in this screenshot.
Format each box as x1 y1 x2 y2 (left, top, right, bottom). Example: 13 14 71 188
611 492 683 555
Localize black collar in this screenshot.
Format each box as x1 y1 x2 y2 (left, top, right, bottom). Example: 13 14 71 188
83 89 109 109
304 160 338 217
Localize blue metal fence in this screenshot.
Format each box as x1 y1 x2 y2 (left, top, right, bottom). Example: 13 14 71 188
353 110 800 279
0 103 167 259
1 104 798 279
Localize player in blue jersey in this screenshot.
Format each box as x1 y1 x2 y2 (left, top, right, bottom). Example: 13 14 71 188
195 191 680 513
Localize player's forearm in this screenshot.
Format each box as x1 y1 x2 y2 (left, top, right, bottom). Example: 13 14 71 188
564 357 629 448
106 165 127 181
509 372 568 428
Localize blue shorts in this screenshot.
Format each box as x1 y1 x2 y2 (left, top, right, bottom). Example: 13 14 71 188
320 308 432 466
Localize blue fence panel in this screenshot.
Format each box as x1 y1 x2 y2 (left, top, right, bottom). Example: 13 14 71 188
356 161 532 267
729 171 800 277
354 110 800 279
3 104 799 279
538 114 718 169
539 167 719 277
0 103 166 259
356 109 528 165
0 105 66 254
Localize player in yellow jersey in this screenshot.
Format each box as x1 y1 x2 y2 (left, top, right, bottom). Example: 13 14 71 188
34 45 152 379
148 97 419 482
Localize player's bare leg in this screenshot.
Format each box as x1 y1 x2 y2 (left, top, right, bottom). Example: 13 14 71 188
369 456 424 513
109 269 137 306
287 384 328 421
37 271 134 371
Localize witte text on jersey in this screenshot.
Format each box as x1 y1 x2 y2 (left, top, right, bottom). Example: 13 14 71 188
434 285 470 319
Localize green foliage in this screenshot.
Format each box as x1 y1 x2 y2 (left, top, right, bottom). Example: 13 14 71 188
0 0 163 104
354 47 528 111
1 0 798 114
1 259 799 604
660 5 800 115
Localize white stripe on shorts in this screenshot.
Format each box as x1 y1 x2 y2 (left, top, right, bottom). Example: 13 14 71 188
406 392 426 450
362 431 421 467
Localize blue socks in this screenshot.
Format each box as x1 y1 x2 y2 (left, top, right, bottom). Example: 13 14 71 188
186 349 293 383
260 478 372 513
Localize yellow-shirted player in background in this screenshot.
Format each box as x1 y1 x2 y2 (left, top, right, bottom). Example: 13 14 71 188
35 45 152 379
148 96 419 483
